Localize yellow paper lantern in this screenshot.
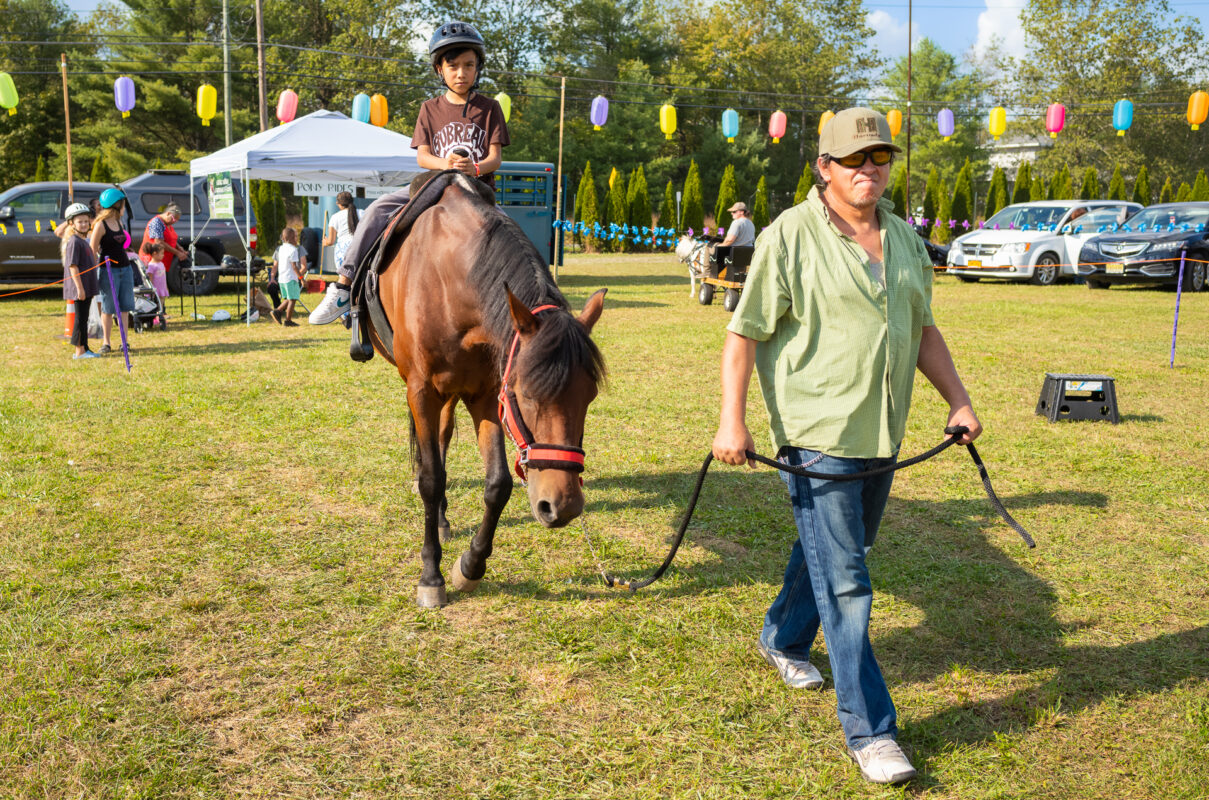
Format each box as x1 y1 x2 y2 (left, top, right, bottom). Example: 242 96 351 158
886 109 902 138
495 92 511 123
1187 90 1208 131
370 93 389 127
818 110 835 136
0 72 18 116
196 84 217 127
988 106 1007 141
659 103 677 140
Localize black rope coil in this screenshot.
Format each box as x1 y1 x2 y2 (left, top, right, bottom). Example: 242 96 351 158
602 426 1035 592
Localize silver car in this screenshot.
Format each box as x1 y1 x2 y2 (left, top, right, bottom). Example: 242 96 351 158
947 200 1140 285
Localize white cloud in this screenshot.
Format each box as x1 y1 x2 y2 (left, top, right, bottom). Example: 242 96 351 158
866 10 919 60
972 0 1028 63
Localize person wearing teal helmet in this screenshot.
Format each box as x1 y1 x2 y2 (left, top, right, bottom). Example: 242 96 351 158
89 187 134 354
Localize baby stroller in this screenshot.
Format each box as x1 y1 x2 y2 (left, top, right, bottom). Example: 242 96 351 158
130 253 168 332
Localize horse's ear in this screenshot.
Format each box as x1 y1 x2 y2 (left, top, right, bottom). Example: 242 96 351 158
505 286 539 336
578 288 607 334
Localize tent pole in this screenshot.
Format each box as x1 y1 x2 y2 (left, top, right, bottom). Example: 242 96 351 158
553 75 566 281
245 168 252 326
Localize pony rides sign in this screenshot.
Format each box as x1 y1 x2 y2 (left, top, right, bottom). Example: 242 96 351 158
346 170 607 608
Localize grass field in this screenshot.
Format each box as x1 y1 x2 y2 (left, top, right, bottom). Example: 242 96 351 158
2 255 1208 799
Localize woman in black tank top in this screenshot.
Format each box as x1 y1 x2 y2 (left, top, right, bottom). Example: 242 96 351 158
95 216 131 269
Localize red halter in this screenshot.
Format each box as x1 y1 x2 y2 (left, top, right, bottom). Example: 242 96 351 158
498 304 587 483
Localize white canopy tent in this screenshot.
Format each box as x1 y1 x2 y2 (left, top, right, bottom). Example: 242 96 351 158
188 109 423 323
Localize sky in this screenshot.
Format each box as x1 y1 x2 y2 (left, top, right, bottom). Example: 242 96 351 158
866 0 1209 67
63 0 1209 76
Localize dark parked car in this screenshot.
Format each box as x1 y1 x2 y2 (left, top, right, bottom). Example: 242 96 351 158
1077 202 1209 291
0 170 257 295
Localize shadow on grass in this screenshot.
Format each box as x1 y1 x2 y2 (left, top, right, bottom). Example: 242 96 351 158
558 272 689 289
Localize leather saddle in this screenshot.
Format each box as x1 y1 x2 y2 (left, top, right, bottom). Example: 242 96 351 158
348 170 495 363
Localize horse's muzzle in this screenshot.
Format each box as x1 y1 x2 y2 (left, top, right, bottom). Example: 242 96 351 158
530 485 584 528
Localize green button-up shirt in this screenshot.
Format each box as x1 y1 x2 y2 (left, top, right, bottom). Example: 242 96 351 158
727 186 935 459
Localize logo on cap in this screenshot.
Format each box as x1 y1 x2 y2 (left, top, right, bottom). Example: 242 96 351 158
855 116 879 135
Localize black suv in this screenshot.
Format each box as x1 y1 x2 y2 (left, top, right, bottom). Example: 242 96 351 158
1077 202 1209 291
0 170 258 295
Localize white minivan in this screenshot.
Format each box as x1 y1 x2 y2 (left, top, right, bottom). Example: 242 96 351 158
947 200 1140 285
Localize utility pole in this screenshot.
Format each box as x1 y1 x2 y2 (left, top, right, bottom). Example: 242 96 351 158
255 0 267 131
61 54 74 200
905 0 913 216
222 0 232 146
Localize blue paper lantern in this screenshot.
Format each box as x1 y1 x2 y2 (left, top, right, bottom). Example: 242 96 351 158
722 108 739 142
1113 99 1133 136
351 93 370 123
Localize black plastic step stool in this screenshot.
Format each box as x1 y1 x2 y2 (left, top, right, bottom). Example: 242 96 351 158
1035 373 1120 424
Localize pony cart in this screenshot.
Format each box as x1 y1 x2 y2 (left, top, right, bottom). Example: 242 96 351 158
699 242 754 311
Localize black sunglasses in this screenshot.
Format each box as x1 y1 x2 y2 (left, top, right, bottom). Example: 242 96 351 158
832 149 894 169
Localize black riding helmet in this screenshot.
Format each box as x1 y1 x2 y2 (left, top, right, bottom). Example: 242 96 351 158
429 21 486 116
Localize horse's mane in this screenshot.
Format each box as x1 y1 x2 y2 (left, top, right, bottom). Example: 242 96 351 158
460 188 605 400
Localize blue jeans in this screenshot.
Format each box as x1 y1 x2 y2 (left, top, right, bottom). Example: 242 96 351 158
760 446 898 750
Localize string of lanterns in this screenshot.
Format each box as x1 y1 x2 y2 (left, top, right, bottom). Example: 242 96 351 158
18 70 1204 143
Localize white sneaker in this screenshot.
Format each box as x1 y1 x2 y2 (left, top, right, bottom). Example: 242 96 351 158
757 640 824 689
848 739 916 784
309 283 351 325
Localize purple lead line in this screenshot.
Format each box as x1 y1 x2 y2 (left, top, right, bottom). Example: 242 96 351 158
1170 250 1186 369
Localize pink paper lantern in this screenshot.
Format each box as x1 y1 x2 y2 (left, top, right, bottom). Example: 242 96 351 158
276 89 298 124
768 109 787 143
1045 102 1065 138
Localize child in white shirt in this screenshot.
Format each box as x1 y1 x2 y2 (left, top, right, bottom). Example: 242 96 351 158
271 228 307 326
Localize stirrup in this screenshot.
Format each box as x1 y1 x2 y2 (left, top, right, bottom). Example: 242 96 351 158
349 305 374 362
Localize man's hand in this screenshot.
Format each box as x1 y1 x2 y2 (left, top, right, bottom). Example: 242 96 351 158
946 404 982 444
712 418 756 467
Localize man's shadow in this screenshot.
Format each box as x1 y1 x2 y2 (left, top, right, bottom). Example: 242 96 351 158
865 492 1209 768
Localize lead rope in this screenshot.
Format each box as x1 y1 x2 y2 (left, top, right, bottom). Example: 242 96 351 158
592 425 1034 593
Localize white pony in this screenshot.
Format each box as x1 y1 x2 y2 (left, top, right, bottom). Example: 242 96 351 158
675 235 712 298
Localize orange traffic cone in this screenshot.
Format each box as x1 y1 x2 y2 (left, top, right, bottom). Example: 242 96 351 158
62 302 74 340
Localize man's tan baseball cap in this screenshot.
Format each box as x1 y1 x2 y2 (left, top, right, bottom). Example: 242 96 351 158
818 107 902 158
727 201 748 213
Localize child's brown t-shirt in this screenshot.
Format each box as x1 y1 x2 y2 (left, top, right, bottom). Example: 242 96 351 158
412 93 511 188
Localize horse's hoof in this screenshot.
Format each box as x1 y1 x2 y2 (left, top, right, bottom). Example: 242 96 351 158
439 521 452 544
416 584 447 608
450 556 481 593
411 479 420 494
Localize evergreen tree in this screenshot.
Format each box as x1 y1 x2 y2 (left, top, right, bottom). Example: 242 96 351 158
1131 165 1151 206
1079 167 1101 200
658 179 677 234
1047 165 1072 200
89 155 113 184
714 164 738 232
575 162 600 251
34 155 47 182
752 175 770 230
932 175 953 243
153 158 163 170
1030 175 1045 201
889 166 907 217
1192 169 1209 201
1176 182 1193 202
1107 164 1126 201
793 164 814 205
606 169 628 252
922 165 939 226
626 165 652 251
681 160 704 235
949 159 974 228
250 180 286 257
1159 176 1174 204
1011 162 1032 205
985 166 1008 218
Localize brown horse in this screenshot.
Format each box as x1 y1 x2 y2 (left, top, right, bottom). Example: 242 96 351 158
368 173 606 608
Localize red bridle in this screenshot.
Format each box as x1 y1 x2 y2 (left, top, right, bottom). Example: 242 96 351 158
498 304 587 483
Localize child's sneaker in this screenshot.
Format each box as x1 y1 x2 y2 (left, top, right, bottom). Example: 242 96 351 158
309 283 351 325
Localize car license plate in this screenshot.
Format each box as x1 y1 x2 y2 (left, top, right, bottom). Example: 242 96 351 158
1106 262 1125 274
966 259 982 268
